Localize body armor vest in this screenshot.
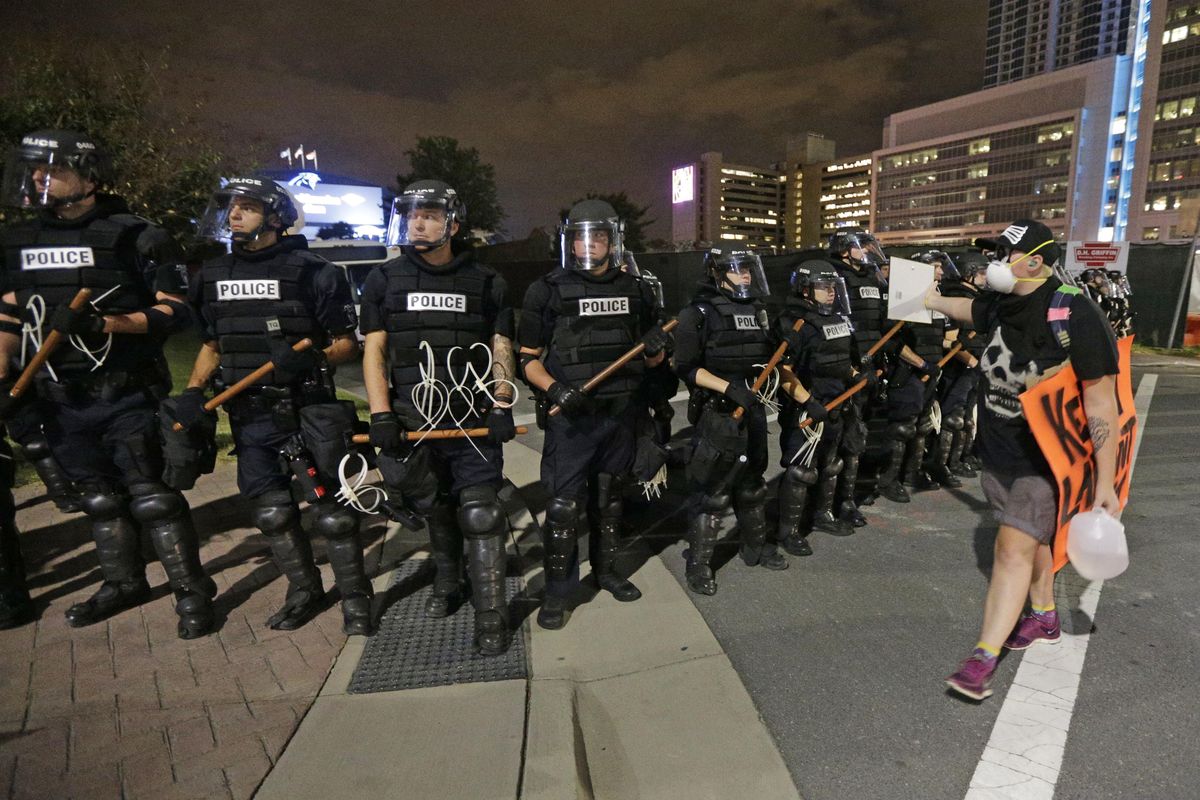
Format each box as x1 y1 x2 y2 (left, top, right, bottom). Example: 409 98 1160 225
3 214 163 381
201 249 325 386
546 270 645 401
836 262 884 355
937 281 986 357
908 317 946 363
697 293 774 384
379 254 494 416
780 298 854 406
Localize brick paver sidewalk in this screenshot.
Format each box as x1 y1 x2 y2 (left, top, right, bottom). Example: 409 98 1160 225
0 464 387 799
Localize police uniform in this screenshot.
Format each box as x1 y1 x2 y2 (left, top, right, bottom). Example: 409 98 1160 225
0 431 29 629
776 293 857 552
881 314 946 497
358 246 514 654
0 194 216 637
674 279 781 594
519 264 659 612
191 233 371 634
930 278 985 483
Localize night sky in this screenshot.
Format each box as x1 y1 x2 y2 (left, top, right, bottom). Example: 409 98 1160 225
2 1 988 239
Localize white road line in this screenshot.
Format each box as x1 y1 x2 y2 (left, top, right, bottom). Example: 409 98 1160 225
965 373 1158 800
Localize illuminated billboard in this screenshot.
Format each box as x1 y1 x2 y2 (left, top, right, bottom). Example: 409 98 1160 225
672 165 695 204
286 172 384 227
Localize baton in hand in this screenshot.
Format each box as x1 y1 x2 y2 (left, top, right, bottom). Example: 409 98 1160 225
797 369 884 431
171 338 314 431
548 318 680 417
920 334 975 383
731 318 804 421
349 426 530 445
8 288 93 401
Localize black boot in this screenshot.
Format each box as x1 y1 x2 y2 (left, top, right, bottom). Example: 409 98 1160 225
132 488 217 639
314 505 375 636
593 519 642 601
877 439 911 503
264 530 326 631
778 468 813 556
173 579 218 640
467 535 511 655
424 505 464 619
961 419 982 471
903 432 939 490
737 504 788 570
67 492 150 626
685 511 720 595
928 429 963 488
812 473 853 536
538 497 579 630
537 593 568 630
836 455 868 528
0 497 33 629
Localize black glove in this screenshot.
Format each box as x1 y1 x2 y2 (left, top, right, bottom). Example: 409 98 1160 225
640 326 671 358
856 368 879 388
781 327 806 354
171 387 214 431
50 303 105 336
370 411 404 453
804 397 829 423
486 406 517 444
269 339 320 385
917 360 941 384
546 381 593 419
724 382 759 412
0 380 20 421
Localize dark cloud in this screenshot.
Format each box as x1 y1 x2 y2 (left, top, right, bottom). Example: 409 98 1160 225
2 1 986 238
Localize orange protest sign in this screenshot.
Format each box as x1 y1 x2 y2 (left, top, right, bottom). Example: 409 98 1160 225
1020 336 1137 572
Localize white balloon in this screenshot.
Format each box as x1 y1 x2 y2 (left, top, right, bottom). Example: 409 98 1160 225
1066 509 1129 580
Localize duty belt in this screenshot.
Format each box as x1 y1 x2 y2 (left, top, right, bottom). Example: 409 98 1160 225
37 370 167 404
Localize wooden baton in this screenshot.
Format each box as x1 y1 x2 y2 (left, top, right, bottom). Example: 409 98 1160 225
731 318 805 421
797 369 884 431
548 318 679 417
8 288 93 400
350 426 529 445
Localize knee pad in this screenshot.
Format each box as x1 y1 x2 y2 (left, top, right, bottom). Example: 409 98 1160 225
887 421 916 442
21 436 52 462
734 477 767 507
79 490 128 522
313 504 359 540
784 465 818 486
251 491 300 535
458 485 505 539
595 473 624 520
128 487 187 524
916 412 936 435
545 496 579 527
821 455 844 477
943 411 965 431
700 491 732 515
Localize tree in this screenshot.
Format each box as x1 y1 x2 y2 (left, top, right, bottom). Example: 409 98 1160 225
0 48 234 253
561 191 655 252
395 136 504 234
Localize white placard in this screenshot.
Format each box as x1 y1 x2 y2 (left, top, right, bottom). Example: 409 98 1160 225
886 257 935 323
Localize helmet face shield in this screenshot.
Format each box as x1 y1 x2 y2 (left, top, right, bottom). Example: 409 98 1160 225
197 178 297 243
810 272 851 317
831 230 887 270
3 151 87 209
560 220 622 272
387 195 457 249
709 249 769 301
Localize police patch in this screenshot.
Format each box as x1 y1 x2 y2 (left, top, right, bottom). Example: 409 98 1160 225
733 314 759 331
215 279 281 300
20 247 95 270
407 292 467 312
578 297 629 316
859 286 880 299
822 322 851 339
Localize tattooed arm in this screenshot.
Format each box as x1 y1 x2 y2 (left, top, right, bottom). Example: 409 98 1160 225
491 333 516 404
1082 374 1120 514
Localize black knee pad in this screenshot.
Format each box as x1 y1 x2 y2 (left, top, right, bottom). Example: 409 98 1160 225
545 496 579 527
21 436 52 462
313 504 359 540
734 477 767 507
595 473 624 520
700 491 732 515
821 456 844 477
458 485 504 539
887 421 917 442
943 411 965 431
916 413 936 435
784 465 818 486
128 486 187 524
251 491 301 535
79 490 128 522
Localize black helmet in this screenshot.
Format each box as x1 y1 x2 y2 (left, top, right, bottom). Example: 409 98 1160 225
2 129 108 208
704 248 770 301
828 228 888 270
559 199 624 272
956 250 988 281
197 177 300 243
387 179 466 249
792 261 850 317
918 250 962 281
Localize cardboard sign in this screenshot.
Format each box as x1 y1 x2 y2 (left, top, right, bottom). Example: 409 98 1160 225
1064 240 1130 276
886 257 935 324
1020 336 1137 572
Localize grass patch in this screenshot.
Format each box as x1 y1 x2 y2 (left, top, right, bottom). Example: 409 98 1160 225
10 332 368 489
1131 343 1200 359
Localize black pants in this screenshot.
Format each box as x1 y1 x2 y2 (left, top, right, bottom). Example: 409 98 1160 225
541 403 638 503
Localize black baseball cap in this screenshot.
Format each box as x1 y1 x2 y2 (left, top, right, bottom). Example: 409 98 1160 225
993 219 1061 265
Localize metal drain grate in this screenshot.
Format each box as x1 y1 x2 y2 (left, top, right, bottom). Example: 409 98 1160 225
347 559 529 693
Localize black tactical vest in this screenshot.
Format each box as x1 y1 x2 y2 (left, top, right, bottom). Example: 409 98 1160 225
836 261 885 354
546 270 645 401
698 293 774 384
800 307 854 380
2 214 163 381
938 281 986 357
201 249 326 386
379 253 494 415
908 316 947 363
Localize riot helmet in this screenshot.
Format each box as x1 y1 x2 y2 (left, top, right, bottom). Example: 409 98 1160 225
705 248 769 302
386 179 465 249
639 266 665 309
1080 268 1112 296
956 251 989 286
794 266 850 317
2 129 108 209
916 250 955 282
559 199 624 272
1107 270 1130 298
828 228 888 271
198 177 299 243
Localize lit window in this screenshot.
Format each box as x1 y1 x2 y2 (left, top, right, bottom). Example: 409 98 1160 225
1110 116 1127 136
1183 97 1197 117
967 164 989 179
1170 24 1189 42
1142 227 1160 241
969 138 991 155
1163 100 1180 121
1151 196 1169 211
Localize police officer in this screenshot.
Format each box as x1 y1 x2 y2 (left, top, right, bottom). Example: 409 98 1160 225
0 432 30 629
775 264 859 553
519 199 667 628
928 252 987 484
828 230 894 524
178 177 372 635
359 179 517 655
674 249 788 595
6 403 79 512
0 129 215 638
1106 270 1134 337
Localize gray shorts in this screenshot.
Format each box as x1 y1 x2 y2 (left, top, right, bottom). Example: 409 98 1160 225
980 470 1058 544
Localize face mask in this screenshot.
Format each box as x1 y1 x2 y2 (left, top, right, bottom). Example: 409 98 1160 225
986 260 1017 294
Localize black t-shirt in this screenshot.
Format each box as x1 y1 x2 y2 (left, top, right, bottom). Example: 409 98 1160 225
358 249 514 339
971 279 1119 478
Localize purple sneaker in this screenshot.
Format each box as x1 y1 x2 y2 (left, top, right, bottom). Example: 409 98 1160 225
946 653 996 700
1004 613 1061 651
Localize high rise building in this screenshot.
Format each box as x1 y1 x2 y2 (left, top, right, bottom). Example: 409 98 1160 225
985 0 1134 87
670 152 785 250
